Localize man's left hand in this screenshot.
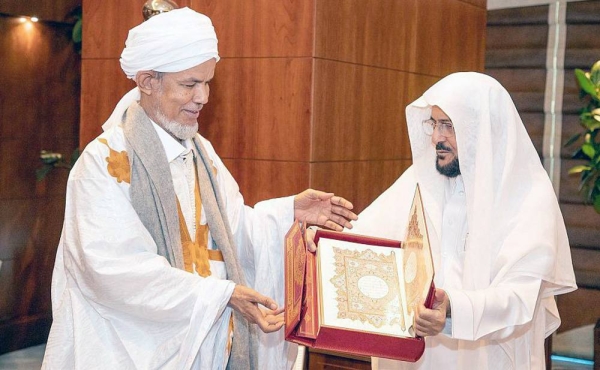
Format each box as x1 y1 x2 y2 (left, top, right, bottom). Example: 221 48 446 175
294 189 358 231
414 288 449 337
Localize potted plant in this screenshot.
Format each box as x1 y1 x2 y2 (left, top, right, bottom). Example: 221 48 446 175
566 60 600 213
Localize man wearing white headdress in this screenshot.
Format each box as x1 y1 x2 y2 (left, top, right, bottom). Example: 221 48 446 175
345 72 576 369
42 7 356 370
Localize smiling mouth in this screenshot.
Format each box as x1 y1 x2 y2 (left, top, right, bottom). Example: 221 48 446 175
183 109 200 116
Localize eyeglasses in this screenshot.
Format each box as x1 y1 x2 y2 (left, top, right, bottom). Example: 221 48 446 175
422 118 455 137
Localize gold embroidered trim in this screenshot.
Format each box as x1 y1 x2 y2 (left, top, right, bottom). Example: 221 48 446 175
98 138 130 184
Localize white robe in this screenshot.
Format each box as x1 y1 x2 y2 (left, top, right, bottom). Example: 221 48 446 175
42 121 296 369
352 72 576 370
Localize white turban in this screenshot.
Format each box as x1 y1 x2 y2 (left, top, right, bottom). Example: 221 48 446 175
102 8 219 132
120 7 219 79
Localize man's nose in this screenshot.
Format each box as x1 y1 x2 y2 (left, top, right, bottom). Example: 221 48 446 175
193 84 209 105
431 127 446 143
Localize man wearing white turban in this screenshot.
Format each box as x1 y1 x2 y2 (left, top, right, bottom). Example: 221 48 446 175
344 72 576 369
42 7 357 370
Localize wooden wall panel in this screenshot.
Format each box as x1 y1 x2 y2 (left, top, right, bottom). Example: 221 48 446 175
560 203 600 250
458 0 486 7
315 0 417 70
312 59 410 162
557 288 600 333
192 0 313 57
0 1 79 353
0 0 80 23
83 1 145 59
424 0 486 76
80 59 136 147
404 74 441 105
407 0 486 76
560 203 600 249
307 348 370 370
0 138 73 199
200 58 312 161
570 247 600 289
223 159 309 206
315 0 485 76
83 0 193 59
310 160 410 214
1 20 79 140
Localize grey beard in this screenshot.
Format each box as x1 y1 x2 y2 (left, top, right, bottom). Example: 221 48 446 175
155 110 198 140
436 156 461 178
163 118 198 140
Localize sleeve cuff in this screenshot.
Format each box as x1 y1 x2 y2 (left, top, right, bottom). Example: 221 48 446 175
441 318 453 336
444 288 474 340
255 196 295 227
205 277 236 318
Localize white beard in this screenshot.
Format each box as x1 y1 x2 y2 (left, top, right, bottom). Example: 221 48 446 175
153 83 199 140
155 109 198 140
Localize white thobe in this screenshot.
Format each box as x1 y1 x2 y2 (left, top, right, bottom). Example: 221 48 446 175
351 168 556 370
42 120 296 369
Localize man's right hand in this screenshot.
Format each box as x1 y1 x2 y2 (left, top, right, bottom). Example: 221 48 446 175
227 285 285 333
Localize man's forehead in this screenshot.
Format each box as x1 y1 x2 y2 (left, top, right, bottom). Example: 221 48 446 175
431 105 452 120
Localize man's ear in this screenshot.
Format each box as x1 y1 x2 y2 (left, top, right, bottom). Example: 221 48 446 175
136 70 158 95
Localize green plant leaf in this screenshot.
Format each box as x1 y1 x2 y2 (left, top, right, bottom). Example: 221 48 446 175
592 60 600 86
72 18 82 44
569 165 591 175
594 196 600 214
571 61 600 211
582 143 596 158
575 69 599 99
588 120 600 131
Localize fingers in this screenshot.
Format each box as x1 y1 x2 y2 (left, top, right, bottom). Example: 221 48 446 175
331 202 358 217
414 303 445 337
228 285 285 333
321 212 356 231
302 189 334 202
305 228 317 252
432 288 447 310
331 195 354 210
316 191 335 201
260 295 278 311
257 308 285 333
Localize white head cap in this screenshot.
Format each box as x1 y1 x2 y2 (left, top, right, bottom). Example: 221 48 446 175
120 7 219 79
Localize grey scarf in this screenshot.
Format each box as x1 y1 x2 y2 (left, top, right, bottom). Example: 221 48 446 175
122 102 257 369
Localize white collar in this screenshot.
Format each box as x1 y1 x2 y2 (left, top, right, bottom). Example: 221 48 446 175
444 175 464 200
150 121 193 163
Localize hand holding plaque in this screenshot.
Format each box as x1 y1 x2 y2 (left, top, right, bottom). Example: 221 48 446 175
284 185 435 362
